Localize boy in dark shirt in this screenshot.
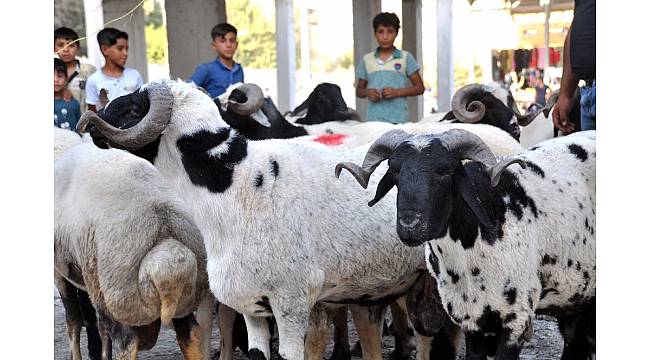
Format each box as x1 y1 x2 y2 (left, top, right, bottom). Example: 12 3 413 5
54 58 81 132
190 23 244 98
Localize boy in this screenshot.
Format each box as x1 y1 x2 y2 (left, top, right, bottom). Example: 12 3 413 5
54 27 97 113
85 28 143 112
356 12 424 123
190 23 244 98
54 58 81 131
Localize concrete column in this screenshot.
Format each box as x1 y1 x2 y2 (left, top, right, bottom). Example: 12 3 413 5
436 0 453 112
83 0 104 70
402 0 423 122
102 0 148 82
166 0 227 80
275 0 296 113
299 0 312 91
352 0 381 120
543 2 551 71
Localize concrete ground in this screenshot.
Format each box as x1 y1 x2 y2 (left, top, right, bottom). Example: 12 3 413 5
55 296 564 360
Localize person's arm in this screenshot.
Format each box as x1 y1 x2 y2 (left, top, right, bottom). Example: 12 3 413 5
355 60 380 102
552 24 579 134
357 79 381 102
382 71 425 99
382 53 425 99
85 77 99 113
189 64 208 88
135 70 144 89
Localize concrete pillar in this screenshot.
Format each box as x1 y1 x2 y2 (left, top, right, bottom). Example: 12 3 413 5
543 2 551 71
299 0 312 91
352 0 381 120
436 0 453 112
102 0 148 82
402 0 423 122
275 0 296 113
83 0 104 70
166 0 227 80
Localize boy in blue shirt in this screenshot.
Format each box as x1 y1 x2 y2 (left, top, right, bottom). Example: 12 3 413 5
190 23 244 98
356 12 424 123
54 58 81 132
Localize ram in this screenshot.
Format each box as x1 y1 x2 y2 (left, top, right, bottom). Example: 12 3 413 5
78 79 523 360
337 129 596 359
217 84 416 360
285 82 360 125
55 142 213 359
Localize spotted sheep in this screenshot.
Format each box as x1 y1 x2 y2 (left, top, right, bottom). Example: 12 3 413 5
337 129 596 359
55 142 214 360
77 79 527 360
216 83 416 360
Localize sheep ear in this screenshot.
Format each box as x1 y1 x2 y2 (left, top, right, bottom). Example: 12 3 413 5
453 165 494 230
368 171 395 207
250 110 271 127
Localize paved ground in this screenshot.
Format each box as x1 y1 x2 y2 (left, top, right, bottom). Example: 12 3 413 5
55 297 564 359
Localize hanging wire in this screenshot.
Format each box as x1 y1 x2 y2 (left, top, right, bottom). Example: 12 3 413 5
54 0 147 55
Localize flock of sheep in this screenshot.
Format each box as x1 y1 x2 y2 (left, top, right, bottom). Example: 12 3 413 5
54 79 595 360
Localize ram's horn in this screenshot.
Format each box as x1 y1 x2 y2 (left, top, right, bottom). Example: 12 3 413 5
451 84 487 123
436 129 526 187
77 83 174 149
229 83 265 115
335 129 413 188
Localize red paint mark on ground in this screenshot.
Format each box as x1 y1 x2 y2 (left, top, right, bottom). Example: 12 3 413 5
313 134 349 146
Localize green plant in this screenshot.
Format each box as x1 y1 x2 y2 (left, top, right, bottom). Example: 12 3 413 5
145 23 168 64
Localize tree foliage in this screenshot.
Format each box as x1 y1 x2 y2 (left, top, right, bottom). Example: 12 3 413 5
227 0 277 68
146 24 168 64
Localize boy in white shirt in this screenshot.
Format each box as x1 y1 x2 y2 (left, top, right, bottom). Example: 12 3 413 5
85 28 143 112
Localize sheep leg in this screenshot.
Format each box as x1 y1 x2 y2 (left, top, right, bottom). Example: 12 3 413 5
54 275 83 360
96 310 140 360
305 303 331 360
218 303 236 360
244 314 272 360
465 331 491 360
493 321 529 360
173 313 205 360
194 295 215 360
77 288 102 360
328 306 351 360
414 327 460 360
415 333 432 360
388 297 415 360
349 304 387 360
558 301 596 360
272 302 312 360
97 313 112 360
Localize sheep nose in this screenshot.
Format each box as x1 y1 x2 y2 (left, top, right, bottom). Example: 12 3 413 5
399 210 421 230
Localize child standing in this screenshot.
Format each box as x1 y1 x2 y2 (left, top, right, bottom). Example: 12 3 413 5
54 58 81 131
190 23 244 98
85 28 143 112
54 27 97 113
356 12 424 123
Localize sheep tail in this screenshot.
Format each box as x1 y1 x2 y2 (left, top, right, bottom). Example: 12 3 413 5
139 238 198 326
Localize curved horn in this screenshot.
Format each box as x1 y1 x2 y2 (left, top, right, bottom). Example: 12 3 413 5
452 84 487 123
437 129 498 167
511 100 542 127
335 129 413 188
488 156 527 187
77 83 173 149
435 129 526 186
229 83 264 115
